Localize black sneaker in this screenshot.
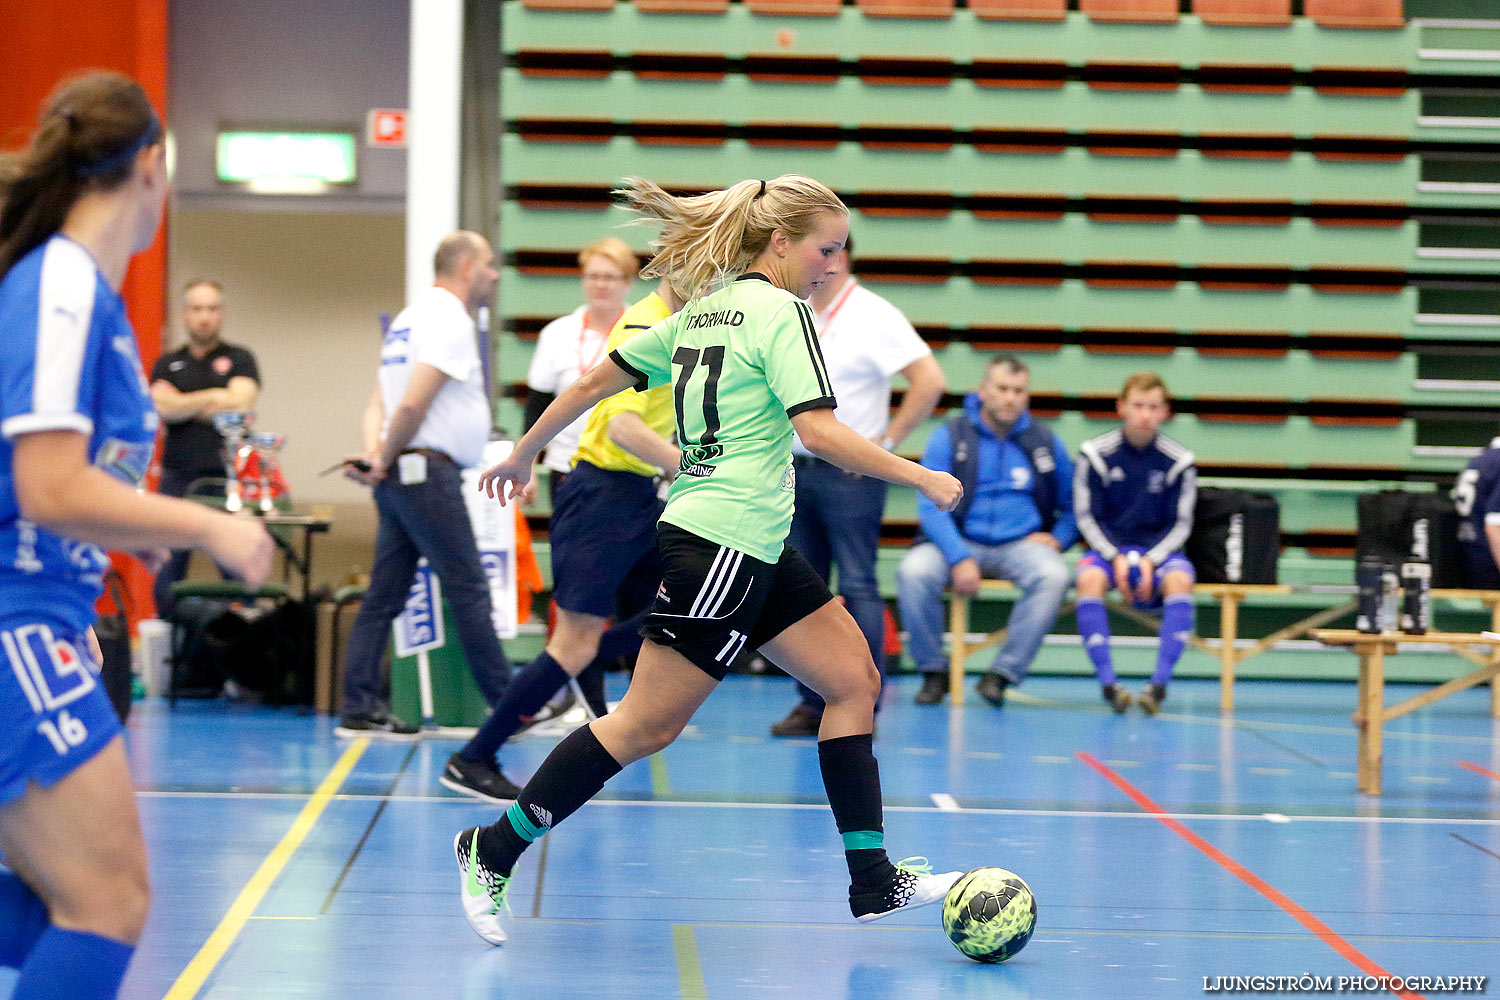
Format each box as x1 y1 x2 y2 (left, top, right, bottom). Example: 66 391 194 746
1102 684 1132 714
1138 683 1167 716
850 857 963 922
975 673 1009 707
769 704 822 738
441 754 522 803
515 685 576 734
334 711 420 739
914 673 947 705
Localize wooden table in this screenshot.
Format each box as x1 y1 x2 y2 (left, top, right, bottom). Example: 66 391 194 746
1311 629 1500 795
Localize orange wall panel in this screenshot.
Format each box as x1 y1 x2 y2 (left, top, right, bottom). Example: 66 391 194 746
0 0 168 368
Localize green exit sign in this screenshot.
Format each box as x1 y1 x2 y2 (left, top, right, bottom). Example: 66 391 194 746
216 131 357 191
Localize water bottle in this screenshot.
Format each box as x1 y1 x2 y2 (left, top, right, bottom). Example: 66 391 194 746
1400 562 1431 635
1356 555 1385 634
1380 566 1400 634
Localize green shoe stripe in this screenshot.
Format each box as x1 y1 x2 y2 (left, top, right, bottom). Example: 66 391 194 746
464 831 490 904
842 830 884 852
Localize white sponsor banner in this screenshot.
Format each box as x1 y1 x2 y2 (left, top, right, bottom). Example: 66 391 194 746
462 439 519 639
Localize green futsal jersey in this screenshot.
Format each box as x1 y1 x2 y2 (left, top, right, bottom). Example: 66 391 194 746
610 273 836 563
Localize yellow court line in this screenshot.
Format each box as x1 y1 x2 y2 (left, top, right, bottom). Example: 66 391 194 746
672 924 707 1000
649 751 670 796
163 738 368 1000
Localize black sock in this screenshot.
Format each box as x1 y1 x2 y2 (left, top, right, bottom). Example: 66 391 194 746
596 607 649 663
459 651 569 763
575 662 609 719
817 733 896 887
477 722 623 875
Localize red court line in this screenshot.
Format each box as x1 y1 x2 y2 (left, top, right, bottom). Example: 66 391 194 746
1458 761 1500 782
1075 752 1426 1000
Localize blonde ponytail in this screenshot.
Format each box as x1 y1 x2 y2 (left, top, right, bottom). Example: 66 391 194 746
616 175 846 299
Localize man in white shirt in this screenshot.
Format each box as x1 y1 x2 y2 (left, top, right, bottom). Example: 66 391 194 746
769 235 946 737
335 231 512 737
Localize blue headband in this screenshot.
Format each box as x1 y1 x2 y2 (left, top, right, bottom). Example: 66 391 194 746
76 110 163 178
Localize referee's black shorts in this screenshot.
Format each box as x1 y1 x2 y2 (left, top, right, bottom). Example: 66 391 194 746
641 523 835 680
549 460 664 618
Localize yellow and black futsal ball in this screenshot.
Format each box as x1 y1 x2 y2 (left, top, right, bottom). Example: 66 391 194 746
940 867 1037 963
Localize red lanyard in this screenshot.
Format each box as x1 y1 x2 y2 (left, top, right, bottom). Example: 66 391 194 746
817 280 857 339
577 309 618 374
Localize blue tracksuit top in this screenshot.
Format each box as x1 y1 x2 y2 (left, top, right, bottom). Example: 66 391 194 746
1074 428 1197 566
916 395 1079 566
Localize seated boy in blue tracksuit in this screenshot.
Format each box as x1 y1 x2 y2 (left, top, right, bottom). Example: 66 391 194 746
1073 372 1197 715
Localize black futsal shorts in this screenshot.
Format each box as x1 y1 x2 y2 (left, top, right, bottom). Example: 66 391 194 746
641 523 834 680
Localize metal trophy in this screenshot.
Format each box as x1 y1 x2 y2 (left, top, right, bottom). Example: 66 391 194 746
211 411 252 512
248 432 286 513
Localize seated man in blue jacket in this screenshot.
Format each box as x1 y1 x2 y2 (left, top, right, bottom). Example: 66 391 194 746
1073 371 1197 716
897 356 1078 706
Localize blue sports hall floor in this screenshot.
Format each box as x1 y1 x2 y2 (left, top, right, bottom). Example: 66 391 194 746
9 672 1499 1000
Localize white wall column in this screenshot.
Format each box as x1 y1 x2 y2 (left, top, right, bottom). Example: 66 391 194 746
406 0 463 303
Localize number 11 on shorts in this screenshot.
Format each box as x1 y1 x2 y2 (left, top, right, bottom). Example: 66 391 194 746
716 629 749 665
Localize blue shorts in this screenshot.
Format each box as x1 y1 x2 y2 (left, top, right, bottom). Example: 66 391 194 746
0 623 122 805
1078 549 1196 608
549 460 665 618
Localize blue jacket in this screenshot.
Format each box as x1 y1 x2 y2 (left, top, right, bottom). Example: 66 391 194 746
916 395 1079 566
1074 428 1197 565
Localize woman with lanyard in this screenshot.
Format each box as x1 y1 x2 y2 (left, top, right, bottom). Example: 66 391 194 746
453 175 964 946
0 73 272 998
524 236 636 501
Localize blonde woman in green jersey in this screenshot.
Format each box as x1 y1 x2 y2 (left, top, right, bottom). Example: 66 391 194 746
453 175 964 947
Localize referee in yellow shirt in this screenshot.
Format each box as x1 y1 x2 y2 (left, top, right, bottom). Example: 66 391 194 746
440 280 683 802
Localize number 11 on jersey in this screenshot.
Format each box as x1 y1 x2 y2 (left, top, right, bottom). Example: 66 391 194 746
715 629 749 665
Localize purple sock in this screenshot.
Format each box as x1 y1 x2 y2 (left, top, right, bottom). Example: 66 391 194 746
1076 597 1115 687
13 926 133 1000
0 871 48 968
1152 594 1194 687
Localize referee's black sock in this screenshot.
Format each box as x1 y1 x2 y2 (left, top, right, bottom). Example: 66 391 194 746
458 651 569 763
477 722 623 875
818 733 897 888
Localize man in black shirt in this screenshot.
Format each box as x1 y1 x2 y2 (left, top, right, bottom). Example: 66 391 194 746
149 279 261 615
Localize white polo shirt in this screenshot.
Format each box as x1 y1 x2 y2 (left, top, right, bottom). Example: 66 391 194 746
379 286 490 468
791 279 930 457
526 304 612 473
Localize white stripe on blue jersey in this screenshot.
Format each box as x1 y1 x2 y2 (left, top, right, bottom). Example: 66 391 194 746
1 239 97 440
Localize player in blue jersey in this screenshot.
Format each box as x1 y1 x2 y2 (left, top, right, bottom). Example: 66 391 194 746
450 175 964 947
1453 437 1500 590
1073 372 1197 715
0 73 272 1000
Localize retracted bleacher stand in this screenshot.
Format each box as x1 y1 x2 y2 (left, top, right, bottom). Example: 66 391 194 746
496 0 1500 705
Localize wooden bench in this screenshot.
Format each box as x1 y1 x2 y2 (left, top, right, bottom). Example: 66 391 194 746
947 579 1352 707
1312 628 1500 795
948 582 1500 715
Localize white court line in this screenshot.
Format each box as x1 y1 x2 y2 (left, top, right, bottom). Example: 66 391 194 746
135 788 1500 826
931 793 961 812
